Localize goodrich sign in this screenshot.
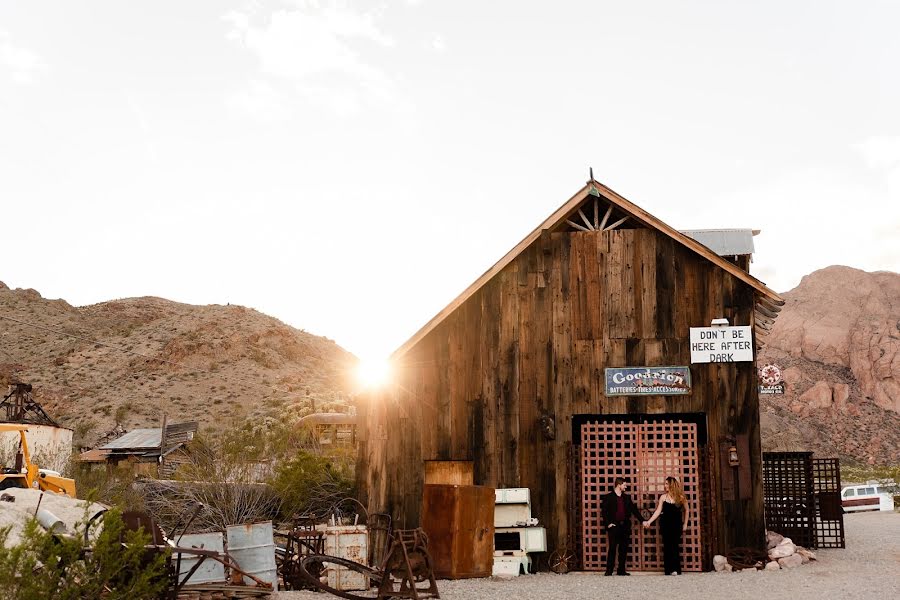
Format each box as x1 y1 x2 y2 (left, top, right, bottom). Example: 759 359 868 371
689 326 753 363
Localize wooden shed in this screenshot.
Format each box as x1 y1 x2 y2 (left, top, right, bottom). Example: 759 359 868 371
356 179 784 571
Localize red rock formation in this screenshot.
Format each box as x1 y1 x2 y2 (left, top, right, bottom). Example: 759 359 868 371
758 266 900 465
768 266 899 413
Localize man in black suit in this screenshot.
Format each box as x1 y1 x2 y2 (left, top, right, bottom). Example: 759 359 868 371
601 476 644 576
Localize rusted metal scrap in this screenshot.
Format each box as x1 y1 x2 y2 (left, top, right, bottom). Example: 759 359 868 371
275 518 326 591
119 509 274 599
297 528 439 600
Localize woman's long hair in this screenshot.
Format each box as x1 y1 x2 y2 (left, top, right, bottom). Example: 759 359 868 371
666 477 687 507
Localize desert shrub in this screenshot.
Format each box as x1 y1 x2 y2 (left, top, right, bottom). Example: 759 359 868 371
72 420 95 446
74 464 147 510
140 478 280 534
141 436 281 533
269 448 354 520
0 508 168 600
114 403 130 425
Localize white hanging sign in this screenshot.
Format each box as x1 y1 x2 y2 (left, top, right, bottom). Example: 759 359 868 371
689 326 753 363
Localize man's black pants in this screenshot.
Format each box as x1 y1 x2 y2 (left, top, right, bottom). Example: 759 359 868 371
605 522 630 574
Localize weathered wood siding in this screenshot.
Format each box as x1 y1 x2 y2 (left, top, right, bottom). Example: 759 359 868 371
357 227 764 557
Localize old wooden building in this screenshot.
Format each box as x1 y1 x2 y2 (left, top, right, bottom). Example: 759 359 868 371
356 179 783 571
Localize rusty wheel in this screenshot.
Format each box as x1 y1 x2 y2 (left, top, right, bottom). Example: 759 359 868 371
726 547 768 571
548 548 574 574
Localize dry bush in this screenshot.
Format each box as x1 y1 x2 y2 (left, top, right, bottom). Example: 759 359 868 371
140 437 280 533
140 479 280 534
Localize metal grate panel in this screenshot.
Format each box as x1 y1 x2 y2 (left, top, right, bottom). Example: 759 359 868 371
762 452 815 549
637 421 702 572
581 421 637 570
567 442 583 570
812 458 845 548
581 420 702 571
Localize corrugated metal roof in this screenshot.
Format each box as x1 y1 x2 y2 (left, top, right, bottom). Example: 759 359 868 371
77 448 111 462
679 229 757 257
100 428 162 450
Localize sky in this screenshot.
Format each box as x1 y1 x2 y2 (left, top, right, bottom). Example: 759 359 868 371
1 0 898 362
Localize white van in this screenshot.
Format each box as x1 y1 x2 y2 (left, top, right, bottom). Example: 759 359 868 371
840 482 895 513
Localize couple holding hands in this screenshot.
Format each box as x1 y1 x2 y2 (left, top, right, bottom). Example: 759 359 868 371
601 476 689 576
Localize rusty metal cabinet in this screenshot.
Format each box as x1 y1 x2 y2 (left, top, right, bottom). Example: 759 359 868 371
421 484 495 579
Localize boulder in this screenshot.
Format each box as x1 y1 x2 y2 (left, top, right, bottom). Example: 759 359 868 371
800 381 833 410
769 538 796 559
797 547 817 562
766 530 784 549
833 383 850 409
782 367 803 391
713 555 729 572
764 561 781 571
778 554 804 569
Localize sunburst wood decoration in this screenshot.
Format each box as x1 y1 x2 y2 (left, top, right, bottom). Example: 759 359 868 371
562 189 631 232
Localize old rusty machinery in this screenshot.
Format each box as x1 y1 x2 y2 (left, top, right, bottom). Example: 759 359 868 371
376 529 438 599
298 528 439 600
275 518 326 591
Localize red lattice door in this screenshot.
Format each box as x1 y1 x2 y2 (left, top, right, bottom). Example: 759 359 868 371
581 420 702 572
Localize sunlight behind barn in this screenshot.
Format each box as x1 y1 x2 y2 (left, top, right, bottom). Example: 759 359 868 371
355 356 392 389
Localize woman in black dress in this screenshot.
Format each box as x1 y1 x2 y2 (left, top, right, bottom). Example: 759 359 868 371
643 476 689 575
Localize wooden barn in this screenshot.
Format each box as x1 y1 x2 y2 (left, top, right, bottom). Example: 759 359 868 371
356 178 784 572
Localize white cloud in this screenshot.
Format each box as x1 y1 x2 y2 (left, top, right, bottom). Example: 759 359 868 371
854 135 900 201
431 34 446 52
0 30 46 84
223 2 400 117
854 136 900 170
226 79 290 121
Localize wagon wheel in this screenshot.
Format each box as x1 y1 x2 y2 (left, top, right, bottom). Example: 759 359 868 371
282 555 324 591
548 547 574 574
298 553 384 600
726 547 768 571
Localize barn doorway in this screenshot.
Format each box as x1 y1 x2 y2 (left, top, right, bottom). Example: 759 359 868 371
580 419 703 572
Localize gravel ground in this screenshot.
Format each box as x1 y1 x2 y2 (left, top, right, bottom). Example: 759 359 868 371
274 511 900 600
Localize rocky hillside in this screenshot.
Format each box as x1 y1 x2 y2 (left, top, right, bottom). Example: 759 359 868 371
0 281 356 448
758 266 900 465
2 267 898 466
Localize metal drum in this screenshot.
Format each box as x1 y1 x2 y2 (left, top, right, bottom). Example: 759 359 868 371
226 521 278 591
178 532 225 585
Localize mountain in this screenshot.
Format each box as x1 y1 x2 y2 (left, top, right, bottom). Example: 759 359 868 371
3 267 898 466
0 281 356 448
758 266 900 465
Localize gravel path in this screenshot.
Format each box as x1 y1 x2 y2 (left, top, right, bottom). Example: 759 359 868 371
275 511 900 600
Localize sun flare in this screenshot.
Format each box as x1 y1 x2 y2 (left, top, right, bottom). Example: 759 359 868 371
356 357 392 388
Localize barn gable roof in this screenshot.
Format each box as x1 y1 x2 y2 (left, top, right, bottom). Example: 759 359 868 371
393 179 783 358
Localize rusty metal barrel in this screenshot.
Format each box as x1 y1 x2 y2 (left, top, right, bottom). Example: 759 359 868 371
226 521 278 591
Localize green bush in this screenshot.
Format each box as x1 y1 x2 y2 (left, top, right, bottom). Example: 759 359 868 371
0 508 169 600
269 449 354 519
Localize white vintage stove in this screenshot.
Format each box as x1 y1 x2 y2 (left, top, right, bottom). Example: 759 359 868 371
492 488 546 577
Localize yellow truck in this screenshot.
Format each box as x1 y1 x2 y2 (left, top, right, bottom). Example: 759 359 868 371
0 423 77 497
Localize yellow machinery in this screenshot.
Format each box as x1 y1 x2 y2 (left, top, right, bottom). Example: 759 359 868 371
0 423 77 497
